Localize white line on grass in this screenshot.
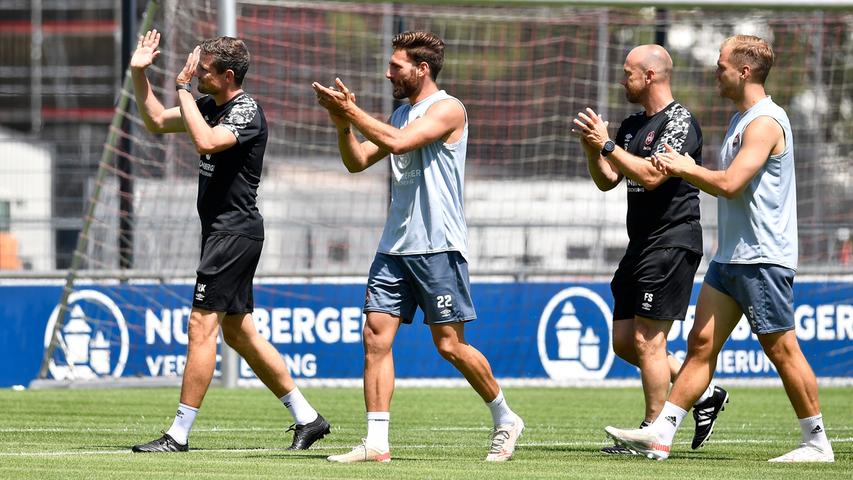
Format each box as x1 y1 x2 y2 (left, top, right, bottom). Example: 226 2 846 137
3 437 851 458
4 426 853 433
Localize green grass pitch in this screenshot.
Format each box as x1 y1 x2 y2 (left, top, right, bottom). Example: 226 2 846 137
0 386 849 479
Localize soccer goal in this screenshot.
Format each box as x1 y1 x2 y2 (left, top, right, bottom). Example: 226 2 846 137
34 0 853 388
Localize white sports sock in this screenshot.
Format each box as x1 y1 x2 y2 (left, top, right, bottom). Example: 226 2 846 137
799 414 831 450
649 401 688 445
486 389 516 426
366 412 390 451
695 383 715 404
280 387 318 425
165 403 198 445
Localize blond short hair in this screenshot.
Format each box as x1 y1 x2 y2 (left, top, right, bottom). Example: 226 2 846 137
721 35 774 84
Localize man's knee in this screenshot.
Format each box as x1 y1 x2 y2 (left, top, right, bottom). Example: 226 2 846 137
433 336 462 363
188 311 219 345
612 334 634 361
760 331 802 366
633 319 668 356
362 324 392 356
220 322 244 349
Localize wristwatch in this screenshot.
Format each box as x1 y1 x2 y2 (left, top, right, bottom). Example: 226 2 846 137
600 139 616 157
176 83 192 93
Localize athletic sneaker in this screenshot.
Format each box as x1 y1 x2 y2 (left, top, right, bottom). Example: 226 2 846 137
131 432 188 453
604 426 669 461
485 414 525 462
601 420 648 455
286 413 331 450
768 443 835 463
691 386 729 449
327 439 391 463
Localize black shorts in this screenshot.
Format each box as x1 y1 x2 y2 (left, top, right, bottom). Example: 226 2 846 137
611 247 700 321
193 233 263 315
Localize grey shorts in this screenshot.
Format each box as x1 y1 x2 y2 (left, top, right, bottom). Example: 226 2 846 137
364 251 477 324
704 261 795 334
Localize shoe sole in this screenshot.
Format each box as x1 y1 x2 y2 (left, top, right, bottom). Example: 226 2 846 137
604 429 668 461
692 394 729 450
328 450 391 463
600 446 639 455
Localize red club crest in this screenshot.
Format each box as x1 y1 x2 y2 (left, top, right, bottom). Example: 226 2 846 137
644 131 655 146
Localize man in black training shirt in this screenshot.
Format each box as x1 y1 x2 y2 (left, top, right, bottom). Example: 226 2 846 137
572 44 729 454
128 30 330 453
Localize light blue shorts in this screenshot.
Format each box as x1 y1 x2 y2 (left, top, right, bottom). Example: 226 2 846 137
364 251 477 325
704 261 795 334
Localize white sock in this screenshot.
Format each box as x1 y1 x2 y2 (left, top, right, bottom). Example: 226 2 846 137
649 401 688 445
799 414 831 450
366 412 390 451
280 387 318 425
165 403 198 445
695 383 715 404
487 390 516 426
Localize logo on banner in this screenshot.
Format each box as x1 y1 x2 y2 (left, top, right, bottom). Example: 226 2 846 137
537 287 614 380
43 290 129 380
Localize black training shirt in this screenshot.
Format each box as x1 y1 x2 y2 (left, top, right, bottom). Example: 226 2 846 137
613 101 703 254
196 92 266 239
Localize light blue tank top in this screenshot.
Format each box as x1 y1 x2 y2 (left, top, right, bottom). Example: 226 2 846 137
714 96 798 270
377 90 469 257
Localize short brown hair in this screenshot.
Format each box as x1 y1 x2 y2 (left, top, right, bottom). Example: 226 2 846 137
721 35 774 84
199 36 250 86
392 31 445 80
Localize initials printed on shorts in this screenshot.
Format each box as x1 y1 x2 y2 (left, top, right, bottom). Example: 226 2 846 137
640 292 654 311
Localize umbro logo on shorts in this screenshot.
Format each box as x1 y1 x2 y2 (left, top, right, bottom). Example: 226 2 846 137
641 292 653 311
195 283 206 301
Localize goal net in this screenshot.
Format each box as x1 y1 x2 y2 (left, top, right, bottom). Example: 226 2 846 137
37 0 853 385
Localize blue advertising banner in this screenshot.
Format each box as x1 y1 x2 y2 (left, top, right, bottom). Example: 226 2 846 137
0 280 851 387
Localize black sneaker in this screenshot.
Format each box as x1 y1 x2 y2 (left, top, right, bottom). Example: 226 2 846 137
691 386 729 449
286 413 331 450
132 433 188 453
600 443 637 455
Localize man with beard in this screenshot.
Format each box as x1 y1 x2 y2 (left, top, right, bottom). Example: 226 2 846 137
572 44 728 455
313 31 524 463
129 30 330 453
607 35 834 463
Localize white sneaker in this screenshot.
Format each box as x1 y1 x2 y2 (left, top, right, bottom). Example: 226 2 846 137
485 414 524 462
604 426 670 461
768 443 834 463
327 439 391 463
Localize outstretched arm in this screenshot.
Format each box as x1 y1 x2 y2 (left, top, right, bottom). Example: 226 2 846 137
652 116 782 198
129 30 184 134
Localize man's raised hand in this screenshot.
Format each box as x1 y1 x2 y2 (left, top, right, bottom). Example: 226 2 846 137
130 30 161 70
